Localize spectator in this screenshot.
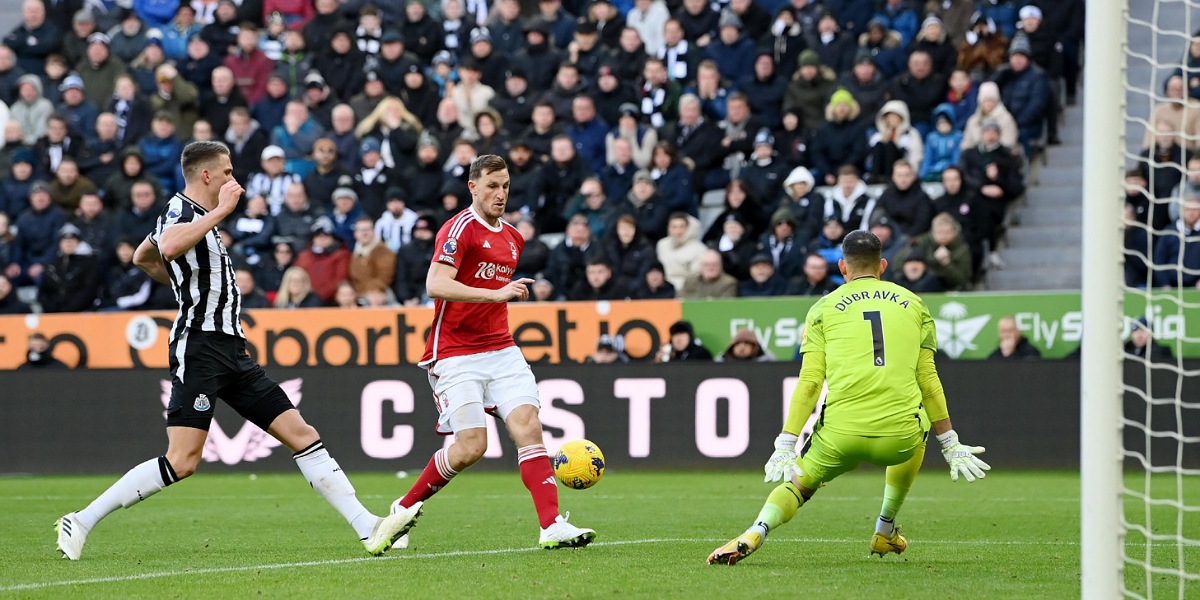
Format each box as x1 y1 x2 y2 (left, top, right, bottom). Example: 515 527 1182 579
271 100 324 177
33 114 83 177
0 272 30 313
1015 5 1063 145
631 260 675 299
889 49 946 134
392 214 436 305
945 68 978 131
38 223 99 312
562 96 607 171
875 159 932 238
149 64 200 138
105 75 150 148
546 213 600 293
911 15 958 76
783 50 836 131
1144 75 1200 151
518 101 560 163
348 215 395 295
707 177 767 244
740 132 789 221
992 35 1048 156
82 112 122 184
787 252 838 296
273 265 323 308
116 180 162 241
893 212 973 291
10 74 53 145
857 18 907 80
130 33 172 98
253 73 291 135
919 103 963 181
245 144 301 216
472 109 507 157
611 26 648 84
333 279 359 308
603 212 655 282
873 0 918 46
18 332 68 370
628 0 670 56
162 5 202 62
934 166 988 274
988 315 1042 360
612 168 670 241
660 319 713 362
41 53 69 105
0 47 20 107
961 81 1019 153
450 59 495 139
715 328 775 362
810 89 869 185
824 164 877 231
870 213 906 264
597 135 636 206
399 63 439 126
585 333 630 364
538 135 592 233
501 140 541 219
657 18 699 85
647 141 696 216
180 30 223 93
568 255 630 301
255 241 295 292
0 212 13 267
738 252 787 297
236 266 271 309
313 28 365 103
809 12 855 76
7 181 65 284
199 66 247 137
466 26 509 92
542 61 588 122
327 186 365 248
706 11 755 82
489 67 535 135
562 177 613 241
958 11 1008 79
960 119 1025 253
740 51 787 129
102 147 160 213
46 157 95 214
976 0 1019 40
97 237 152 311
375 187 419 253
868 99 924 182
708 213 757 280
56 75 98 139
1125 317 1174 362
1124 202 1152 289
887 248 942 293
224 107 270 185
757 207 808 279
274 182 316 249
437 0 471 59
2 149 35 216
606 103 657 170
639 57 681 129
293 217 349 303
514 218 550 280
656 212 706 289
1153 196 1200 288
4 0 63 75
230 194 276 260
838 49 888 123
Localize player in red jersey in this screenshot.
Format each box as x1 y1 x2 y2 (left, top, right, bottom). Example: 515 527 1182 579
391 154 596 549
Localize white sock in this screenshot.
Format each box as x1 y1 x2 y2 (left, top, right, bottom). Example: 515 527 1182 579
76 457 179 529
875 515 895 536
748 521 770 539
293 441 378 539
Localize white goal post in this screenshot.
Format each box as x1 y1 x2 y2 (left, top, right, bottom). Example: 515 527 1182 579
1080 1 1126 598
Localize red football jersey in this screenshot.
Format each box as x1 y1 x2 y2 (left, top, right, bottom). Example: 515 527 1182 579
420 207 525 365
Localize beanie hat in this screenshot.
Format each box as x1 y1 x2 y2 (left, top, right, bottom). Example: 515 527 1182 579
798 49 820 67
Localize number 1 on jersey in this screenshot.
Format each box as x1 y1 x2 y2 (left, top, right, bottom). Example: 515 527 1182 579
863 310 885 367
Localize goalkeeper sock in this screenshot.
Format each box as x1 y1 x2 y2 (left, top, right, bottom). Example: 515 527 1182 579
750 482 806 537
517 445 560 528
398 448 458 510
76 456 179 529
293 441 378 540
875 484 909 535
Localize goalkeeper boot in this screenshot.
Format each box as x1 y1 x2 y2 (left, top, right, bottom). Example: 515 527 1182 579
54 512 90 560
539 514 596 549
363 501 423 556
706 531 763 565
869 526 908 557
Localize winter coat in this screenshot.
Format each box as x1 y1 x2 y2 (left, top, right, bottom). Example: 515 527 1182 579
810 100 869 180
650 162 696 217
139 135 184 196
10 75 53 145
992 64 1049 136
824 178 878 231
3 21 62 74
893 231 973 291
613 190 672 241
1153 220 1200 288
149 75 200 136
888 71 947 129
39 250 100 313
960 101 1020 153
919 105 963 181
838 70 890 125
705 34 757 83
869 99 925 179
679 271 738 299
738 275 787 297
294 245 350 303
655 215 706 290
348 239 396 294
604 234 657 282
76 57 127 109
875 183 933 238
739 72 788 129
784 66 838 130
11 204 66 269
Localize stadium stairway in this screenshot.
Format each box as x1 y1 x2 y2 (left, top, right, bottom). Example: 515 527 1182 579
984 101 1085 291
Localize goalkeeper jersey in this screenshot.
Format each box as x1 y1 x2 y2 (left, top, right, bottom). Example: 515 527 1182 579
799 276 937 436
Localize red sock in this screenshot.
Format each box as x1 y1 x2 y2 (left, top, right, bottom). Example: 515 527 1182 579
398 448 456 509
518 445 560 528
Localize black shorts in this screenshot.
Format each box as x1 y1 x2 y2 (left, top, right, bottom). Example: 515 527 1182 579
166 329 294 431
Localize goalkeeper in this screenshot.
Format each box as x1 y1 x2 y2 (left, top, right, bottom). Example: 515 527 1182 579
708 230 990 565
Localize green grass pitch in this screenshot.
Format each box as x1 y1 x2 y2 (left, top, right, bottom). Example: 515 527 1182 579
1 469 1197 598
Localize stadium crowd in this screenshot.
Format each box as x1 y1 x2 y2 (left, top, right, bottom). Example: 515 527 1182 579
0 0 1087 316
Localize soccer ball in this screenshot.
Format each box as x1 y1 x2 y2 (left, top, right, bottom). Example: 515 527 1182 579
553 440 606 490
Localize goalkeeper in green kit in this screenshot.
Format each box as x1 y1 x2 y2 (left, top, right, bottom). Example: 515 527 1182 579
708 230 991 565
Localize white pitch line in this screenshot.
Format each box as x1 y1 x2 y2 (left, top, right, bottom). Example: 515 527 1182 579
1 537 1094 592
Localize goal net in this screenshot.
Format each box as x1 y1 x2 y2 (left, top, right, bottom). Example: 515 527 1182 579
1089 1 1200 597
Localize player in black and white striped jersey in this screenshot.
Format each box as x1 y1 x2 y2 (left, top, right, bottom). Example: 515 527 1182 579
53 141 421 561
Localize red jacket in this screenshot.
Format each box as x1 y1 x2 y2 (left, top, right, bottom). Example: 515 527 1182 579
223 49 275 105
294 247 350 303
263 0 316 31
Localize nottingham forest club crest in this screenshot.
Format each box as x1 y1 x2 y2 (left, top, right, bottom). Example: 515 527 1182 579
932 302 992 359
162 379 303 465
510 241 518 260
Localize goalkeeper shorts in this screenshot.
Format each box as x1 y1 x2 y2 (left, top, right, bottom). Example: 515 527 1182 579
799 428 928 487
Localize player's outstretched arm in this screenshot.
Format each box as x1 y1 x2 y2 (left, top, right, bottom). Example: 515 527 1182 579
133 235 171 285
765 351 826 483
426 262 533 303
917 348 991 482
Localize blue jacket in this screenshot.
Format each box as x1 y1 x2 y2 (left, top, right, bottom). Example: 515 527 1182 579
977 1 1020 39
1153 224 1200 288
57 99 99 139
873 3 919 46
947 84 978 131
567 118 611 174
706 36 757 83
738 275 788 297
920 105 963 181
995 65 1049 135
161 24 202 62
655 164 697 216
134 0 178 28
139 134 184 196
12 205 66 269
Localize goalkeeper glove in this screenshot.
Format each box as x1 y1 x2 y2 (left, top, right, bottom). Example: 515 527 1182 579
937 430 991 482
764 432 803 483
